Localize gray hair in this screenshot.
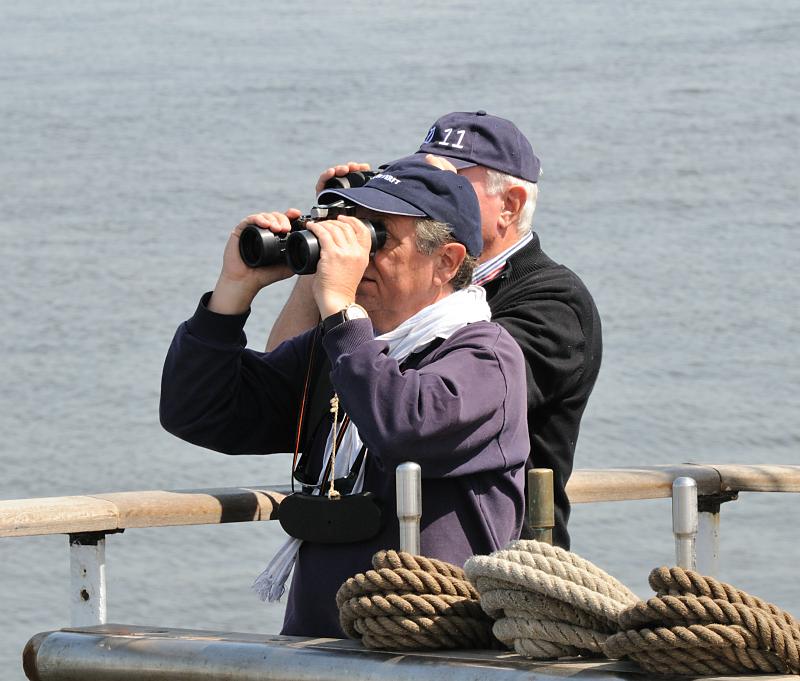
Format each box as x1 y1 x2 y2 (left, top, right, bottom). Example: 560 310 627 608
415 218 477 291
484 169 539 236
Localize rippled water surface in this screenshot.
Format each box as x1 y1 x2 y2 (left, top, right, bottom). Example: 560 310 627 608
1 2 798 677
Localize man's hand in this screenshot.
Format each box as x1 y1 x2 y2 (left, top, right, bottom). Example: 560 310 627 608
305 215 373 319
208 209 300 315
315 161 372 195
423 154 458 173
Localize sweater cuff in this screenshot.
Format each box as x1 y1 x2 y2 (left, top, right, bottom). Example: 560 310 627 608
185 291 251 345
322 318 376 362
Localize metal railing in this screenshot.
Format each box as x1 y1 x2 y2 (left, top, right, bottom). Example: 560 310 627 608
2 463 799 627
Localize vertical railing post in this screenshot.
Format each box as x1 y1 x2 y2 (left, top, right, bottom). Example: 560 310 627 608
527 468 555 545
696 507 720 576
695 491 736 576
396 462 421 555
672 477 698 570
69 532 107 626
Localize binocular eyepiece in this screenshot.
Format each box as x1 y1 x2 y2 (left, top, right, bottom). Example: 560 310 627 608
238 170 385 275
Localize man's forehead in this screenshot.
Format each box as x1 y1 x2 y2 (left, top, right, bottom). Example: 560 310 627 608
456 165 487 180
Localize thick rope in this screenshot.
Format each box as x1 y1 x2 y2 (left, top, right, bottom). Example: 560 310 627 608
337 543 800 674
604 567 800 675
335 550 496 650
464 540 639 659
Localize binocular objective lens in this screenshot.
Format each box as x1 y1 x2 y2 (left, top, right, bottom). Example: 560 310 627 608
239 226 263 267
286 231 320 275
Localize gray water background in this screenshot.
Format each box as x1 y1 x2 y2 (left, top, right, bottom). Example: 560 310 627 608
1 1 798 677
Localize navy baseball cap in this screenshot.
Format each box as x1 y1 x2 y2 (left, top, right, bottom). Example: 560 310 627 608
317 157 482 257
416 110 541 183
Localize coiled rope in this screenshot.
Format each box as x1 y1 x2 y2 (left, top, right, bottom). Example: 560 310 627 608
604 567 800 676
335 549 496 650
463 539 640 659
337 543 800 676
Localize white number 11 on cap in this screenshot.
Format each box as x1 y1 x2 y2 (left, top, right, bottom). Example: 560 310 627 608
437 128 466 149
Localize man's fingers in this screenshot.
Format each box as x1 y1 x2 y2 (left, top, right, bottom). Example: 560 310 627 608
234 213 268 235
308 220 355 248
336 215 373 249
345 161 371 172
316 162 372 193
316 168 337 194
424 154 458 173
262 212 292 232
235 212 291 236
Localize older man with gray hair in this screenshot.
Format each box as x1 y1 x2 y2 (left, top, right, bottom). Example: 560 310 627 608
160 157 529 637
268 112 602 549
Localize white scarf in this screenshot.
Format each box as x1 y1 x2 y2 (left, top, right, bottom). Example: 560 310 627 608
253 285 491 602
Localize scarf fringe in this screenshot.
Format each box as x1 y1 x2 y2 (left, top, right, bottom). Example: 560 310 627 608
252 537 301 602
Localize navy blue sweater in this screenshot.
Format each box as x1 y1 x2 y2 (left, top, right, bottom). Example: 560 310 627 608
160 293 529 636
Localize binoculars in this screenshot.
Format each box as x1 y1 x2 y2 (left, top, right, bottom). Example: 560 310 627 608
238 170 385 275
238 204 385 275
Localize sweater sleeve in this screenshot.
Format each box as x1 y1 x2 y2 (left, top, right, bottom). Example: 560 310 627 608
159 292 313 455
322 319 528 479
491 297 587 408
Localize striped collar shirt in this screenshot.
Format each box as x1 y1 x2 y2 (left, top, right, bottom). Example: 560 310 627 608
472 231 534 287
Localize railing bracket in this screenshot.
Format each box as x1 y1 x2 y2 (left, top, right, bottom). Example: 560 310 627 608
698 491 739 514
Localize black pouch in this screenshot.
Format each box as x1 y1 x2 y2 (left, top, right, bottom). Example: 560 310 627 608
278 491 383 543
283 328 383 544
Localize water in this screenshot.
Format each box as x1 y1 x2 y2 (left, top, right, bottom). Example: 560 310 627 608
1 1 798 677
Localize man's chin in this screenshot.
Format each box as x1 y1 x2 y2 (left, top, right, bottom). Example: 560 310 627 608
355 290 377 314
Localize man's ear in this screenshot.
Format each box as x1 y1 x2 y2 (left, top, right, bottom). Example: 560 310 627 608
499 184 527 232
434 242 467 287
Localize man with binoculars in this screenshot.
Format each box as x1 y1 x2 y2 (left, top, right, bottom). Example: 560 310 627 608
160 157 529 637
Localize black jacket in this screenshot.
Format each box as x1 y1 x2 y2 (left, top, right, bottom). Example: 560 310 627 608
484 233 602 548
